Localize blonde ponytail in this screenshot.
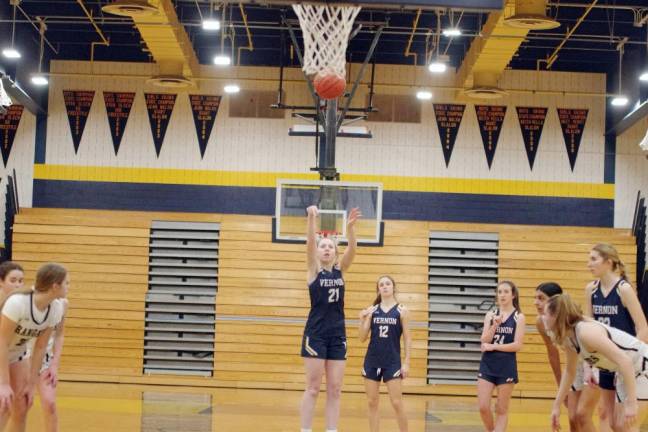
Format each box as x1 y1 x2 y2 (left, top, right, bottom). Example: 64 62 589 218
592 243 626 279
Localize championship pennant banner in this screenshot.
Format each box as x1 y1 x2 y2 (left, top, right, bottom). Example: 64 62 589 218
557 108 588 171
144 93 176 157
475 105 507 169
516 107 547 170
433 104 465 167
63 90 95 153
104 92 135 155
0 105 23 167
189 95 221 158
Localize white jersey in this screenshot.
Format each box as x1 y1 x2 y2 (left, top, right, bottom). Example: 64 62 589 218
573 320 648 372
2 293 64 364
573 320 648 401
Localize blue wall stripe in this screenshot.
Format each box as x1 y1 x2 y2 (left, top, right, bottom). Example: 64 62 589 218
34 113 47 164
603 74 616 185
604 132 615 185
382 191 613 226
33 180 275 214
32 179 614 227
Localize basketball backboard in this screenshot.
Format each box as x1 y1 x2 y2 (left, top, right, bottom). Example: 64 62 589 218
273 179 383 245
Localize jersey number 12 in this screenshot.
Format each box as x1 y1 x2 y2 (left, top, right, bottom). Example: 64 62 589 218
379 325 389 338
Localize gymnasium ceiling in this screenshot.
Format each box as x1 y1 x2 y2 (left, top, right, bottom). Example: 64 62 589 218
1 0 648 109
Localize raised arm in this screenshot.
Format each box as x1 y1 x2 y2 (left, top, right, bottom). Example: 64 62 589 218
618 281 648 343
339 207 361 272
306 205 319 283
536 316 562 385
400 306 412 379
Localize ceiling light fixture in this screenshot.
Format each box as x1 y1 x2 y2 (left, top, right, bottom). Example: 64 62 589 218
213 54 231 66
612 45 628 108
32 19 49 86
2 4 21 59
442 28 461 37
202 19 220 31
416 90 433 100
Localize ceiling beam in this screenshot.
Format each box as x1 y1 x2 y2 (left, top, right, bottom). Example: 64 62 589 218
608 100 648 137
131 0 200 79
455 1 529 92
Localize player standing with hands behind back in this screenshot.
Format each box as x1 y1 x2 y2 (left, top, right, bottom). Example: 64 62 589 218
300 205 361 432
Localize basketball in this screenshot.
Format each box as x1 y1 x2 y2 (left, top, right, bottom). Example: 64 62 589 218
314 74 346 100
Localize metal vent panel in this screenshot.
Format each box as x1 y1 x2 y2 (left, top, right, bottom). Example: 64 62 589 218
427 231 498 385
143 221 219 377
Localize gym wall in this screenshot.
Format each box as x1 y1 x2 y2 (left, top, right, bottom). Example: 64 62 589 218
29 60 612 227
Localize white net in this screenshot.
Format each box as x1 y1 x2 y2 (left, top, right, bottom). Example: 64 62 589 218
640 123 648 152
0 80 12 108
292 3 361 78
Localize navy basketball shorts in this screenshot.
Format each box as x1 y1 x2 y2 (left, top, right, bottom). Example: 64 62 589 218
362 363 402 382
478 372 518 386
598 370 616 391
301 334 347 360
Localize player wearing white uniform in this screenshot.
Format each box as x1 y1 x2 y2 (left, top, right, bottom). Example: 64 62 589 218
0 263 68 432
546 294 645 432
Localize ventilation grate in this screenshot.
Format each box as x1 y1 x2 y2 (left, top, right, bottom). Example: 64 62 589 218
427 231 499 384
144 221 219 376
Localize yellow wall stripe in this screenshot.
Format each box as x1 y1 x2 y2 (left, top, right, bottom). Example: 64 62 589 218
33 164 614 199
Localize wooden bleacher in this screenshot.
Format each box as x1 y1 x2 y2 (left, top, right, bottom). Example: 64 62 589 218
10 208 636 397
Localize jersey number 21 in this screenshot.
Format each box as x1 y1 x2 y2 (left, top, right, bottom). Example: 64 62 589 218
328 288 340 303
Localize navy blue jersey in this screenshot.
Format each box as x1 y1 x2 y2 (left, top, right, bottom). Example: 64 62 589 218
479 310 520 378
364 304 403 368
591 279 635 336
304 266 345 337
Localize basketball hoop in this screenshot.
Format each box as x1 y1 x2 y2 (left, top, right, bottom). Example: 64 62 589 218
0 80 13 113
317 230 340 239
640 123 648 152
292 3 361 79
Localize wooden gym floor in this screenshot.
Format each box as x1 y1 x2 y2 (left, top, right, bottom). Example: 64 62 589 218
25 381 644 431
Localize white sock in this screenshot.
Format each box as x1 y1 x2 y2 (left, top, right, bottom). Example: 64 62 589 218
300 429 312 432
325 430 337 432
